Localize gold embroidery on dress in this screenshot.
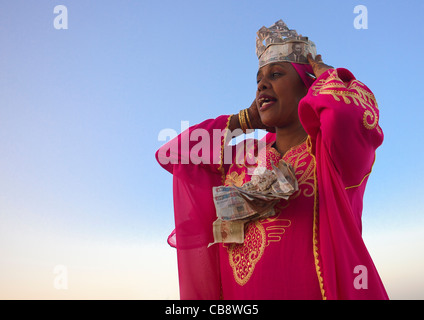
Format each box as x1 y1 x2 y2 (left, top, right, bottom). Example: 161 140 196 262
311 69 382 134
226 221 266 286
306 136 326 300
224 139 315 286
262 218 291 246
218 115 233 184
225 171 246 187
283 142 315 200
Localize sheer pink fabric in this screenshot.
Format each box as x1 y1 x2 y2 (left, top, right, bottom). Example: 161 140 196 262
155 67 388 300
156 117 229 299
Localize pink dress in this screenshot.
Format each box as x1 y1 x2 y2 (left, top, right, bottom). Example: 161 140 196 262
219 138 322 299
156 68 389 300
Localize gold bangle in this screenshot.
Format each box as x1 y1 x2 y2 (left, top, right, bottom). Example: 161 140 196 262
244 109 252 130
238 109 248 133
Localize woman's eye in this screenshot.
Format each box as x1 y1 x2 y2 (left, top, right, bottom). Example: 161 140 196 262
257 71 284 84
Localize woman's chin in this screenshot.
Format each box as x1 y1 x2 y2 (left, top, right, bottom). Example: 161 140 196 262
260 117 278 128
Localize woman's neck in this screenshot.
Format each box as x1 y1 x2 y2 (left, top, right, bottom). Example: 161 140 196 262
274 125 308 156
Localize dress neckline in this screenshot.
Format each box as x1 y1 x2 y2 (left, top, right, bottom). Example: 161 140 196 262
268 136 309 160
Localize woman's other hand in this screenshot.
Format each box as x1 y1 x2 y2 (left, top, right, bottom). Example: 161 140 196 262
247 99 276 132
307 53 333 79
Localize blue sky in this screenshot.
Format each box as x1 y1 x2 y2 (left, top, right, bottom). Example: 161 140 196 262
1 0 424 299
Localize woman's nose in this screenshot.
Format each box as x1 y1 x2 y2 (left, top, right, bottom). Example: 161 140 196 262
257 78 269 91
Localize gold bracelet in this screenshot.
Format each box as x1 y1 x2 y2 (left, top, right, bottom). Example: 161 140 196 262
244 109 252 130
238 109 248 133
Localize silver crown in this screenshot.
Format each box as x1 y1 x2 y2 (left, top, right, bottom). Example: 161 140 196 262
256 20 316 67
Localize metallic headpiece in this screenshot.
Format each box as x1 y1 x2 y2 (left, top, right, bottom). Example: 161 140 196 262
256 20 317 68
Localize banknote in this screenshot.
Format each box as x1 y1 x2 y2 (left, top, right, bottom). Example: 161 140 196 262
209 159 299 246
233 160 298 201
274 160 298 191
208 219 246 247
213 186 258 221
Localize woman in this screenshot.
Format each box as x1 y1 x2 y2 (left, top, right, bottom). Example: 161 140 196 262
156 20 388 300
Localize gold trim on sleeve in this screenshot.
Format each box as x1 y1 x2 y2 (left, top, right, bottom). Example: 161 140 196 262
218 115 233 184
307 136 327 300
345 154 376 190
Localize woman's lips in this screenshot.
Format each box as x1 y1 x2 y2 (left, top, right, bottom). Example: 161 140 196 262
258 95 277 111
260 100 276 111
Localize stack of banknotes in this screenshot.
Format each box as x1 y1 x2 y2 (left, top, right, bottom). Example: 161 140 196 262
208 160 298 247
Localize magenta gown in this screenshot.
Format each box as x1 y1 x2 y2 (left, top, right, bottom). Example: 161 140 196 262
156 68 389 300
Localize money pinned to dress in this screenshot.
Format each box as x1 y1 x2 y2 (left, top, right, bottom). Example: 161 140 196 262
208 219 245 247
212 186 257 221
209 159 298 247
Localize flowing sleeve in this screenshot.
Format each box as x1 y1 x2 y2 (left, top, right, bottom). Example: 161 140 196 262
155 115 234 179
298 68 389 300
155 114 233 300
299 68 383 189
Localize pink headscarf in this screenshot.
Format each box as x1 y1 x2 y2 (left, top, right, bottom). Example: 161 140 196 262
291 62 316 88
262 62 316 145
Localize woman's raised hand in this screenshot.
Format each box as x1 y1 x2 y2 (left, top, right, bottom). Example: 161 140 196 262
307 53 333 79
247 98 276 132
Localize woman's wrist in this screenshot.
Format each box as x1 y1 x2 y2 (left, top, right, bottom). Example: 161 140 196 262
246 107 263 130
238 109 252 133
228 100 273 133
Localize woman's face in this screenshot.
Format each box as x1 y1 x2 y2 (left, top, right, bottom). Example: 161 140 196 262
255 62 308 129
